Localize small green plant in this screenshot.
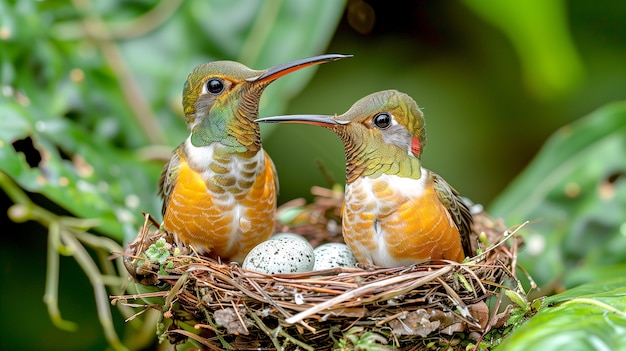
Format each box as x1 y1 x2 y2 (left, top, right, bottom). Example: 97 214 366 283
140 238 177 274
333 327 390 351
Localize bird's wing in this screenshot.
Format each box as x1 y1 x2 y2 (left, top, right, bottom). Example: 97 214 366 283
432 172 473 257
158 145 183 216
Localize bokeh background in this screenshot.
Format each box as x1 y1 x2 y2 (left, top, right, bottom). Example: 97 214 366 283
1 0 624 350
271 0 624 206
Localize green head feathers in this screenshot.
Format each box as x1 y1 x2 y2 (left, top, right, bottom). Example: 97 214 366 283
335 90 426 158
183 61 265 152
333 90 426 182
255 89 428 183
180 54 351 152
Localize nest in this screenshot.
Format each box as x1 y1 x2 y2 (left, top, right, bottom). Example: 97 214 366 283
113 186 526 350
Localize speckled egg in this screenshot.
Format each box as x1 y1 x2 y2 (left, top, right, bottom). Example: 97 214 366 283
270 232 309 242
313 243 357 271
242 235 315 274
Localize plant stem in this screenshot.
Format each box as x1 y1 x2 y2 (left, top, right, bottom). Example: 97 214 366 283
71 0 168 145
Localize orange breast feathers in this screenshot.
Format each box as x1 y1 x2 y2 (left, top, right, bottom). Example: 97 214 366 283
162 151 277 262
342 174 465 267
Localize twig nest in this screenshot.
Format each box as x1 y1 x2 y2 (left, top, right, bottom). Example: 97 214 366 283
242 234 315 274
113 188 528 351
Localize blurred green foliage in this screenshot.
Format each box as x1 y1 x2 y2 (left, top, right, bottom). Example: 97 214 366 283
462 0 584 98
1 0 625 350
275 1 626 206
491 102 626 290
495 276 626 351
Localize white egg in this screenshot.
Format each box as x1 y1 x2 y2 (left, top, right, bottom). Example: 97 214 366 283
242 236 315 274
313 243 357 271
270 232 308 242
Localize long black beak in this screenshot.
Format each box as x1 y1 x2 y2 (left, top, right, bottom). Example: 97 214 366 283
255 115 350 127
247 54 352 83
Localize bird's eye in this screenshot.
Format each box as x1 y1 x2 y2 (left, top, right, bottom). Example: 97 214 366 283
373 112 392 129
206 78 225 94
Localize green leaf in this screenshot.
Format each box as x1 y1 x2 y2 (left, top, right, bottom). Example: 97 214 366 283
461 0 584 98
0 97 161 241
489 101 626 288
495 277 626 351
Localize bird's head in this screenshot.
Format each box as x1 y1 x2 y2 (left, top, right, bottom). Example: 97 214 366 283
182 54 351 151
256 90 426 182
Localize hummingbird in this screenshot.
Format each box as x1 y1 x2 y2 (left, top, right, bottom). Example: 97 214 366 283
256 90 473 267
158 54 350 263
